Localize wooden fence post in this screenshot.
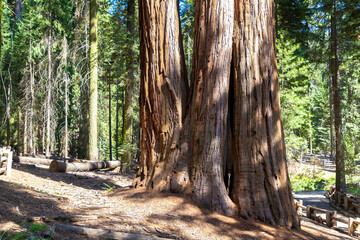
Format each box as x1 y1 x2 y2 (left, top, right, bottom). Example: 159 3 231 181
345 197 349 211
326 211 337 228
296 200 303 214
349 218 354 235
306 206 315 220
338 192 342 207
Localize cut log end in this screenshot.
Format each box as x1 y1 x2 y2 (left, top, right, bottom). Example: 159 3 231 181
50 160 60 172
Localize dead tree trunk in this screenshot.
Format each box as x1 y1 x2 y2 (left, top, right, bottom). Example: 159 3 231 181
45 1 52 157
29 39 35 155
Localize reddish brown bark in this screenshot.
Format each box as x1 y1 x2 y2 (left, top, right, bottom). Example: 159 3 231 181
134 0 299 229
189 0 236 216
133 0 189 191
229 0 298 227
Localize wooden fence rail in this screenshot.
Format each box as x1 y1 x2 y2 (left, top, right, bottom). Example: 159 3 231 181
295 200 360 236
329 191 360 215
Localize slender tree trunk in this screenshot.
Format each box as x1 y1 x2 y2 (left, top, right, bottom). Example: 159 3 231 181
88 0 99 161
0 0 2 58
331 0 345 191
29 39 35 155
115 74 120 160
329 73 335 158
63 36 69 158
15 0 22 21
45 2 52 157
108 68 112 160
17 110 20 155
121 0 136 166
42 108 46 154
23 110 28 155
308 93 312 154
6 79 11 146
133 0 189 190
121 86 125 170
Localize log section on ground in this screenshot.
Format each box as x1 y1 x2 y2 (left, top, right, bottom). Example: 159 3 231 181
50 160 120 172
13 156 54 166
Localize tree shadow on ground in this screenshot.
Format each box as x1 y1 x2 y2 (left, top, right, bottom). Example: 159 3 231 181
105 187 353 240
13 163 131 191
0 179 89 240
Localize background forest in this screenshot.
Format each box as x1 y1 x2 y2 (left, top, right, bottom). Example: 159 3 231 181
0 0 359 189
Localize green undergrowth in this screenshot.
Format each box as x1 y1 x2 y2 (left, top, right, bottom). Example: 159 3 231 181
290 173 334 192
289 160 336 192
0 222 52 240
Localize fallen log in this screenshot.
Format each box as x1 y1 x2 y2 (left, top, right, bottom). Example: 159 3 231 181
15 155 85 164
13 156 54 166
50 160 121 172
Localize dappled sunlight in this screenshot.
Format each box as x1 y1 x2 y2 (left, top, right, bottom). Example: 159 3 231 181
104 185 344 239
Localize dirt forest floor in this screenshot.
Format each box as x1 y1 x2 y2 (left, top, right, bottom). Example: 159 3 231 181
0 162 356 240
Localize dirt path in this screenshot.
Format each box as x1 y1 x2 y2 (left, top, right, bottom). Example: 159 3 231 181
0 162 356 239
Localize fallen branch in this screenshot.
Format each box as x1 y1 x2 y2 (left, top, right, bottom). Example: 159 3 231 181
50 160 121 172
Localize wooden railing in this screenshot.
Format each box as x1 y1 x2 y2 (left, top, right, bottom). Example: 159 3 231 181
0 146 13 177
328 191 360 215
295 200 360 236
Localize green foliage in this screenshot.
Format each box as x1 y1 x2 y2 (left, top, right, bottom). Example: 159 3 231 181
102 182 116 191
0 222 50 240
291 174 329 192
28 223 47 233
277 34 313 159
9 233 29 240
289 161 335 192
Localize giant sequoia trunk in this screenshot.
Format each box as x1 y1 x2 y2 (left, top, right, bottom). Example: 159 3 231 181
229 0 298 227
189 0 236 216
135 0 298 228
133 0 189 190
